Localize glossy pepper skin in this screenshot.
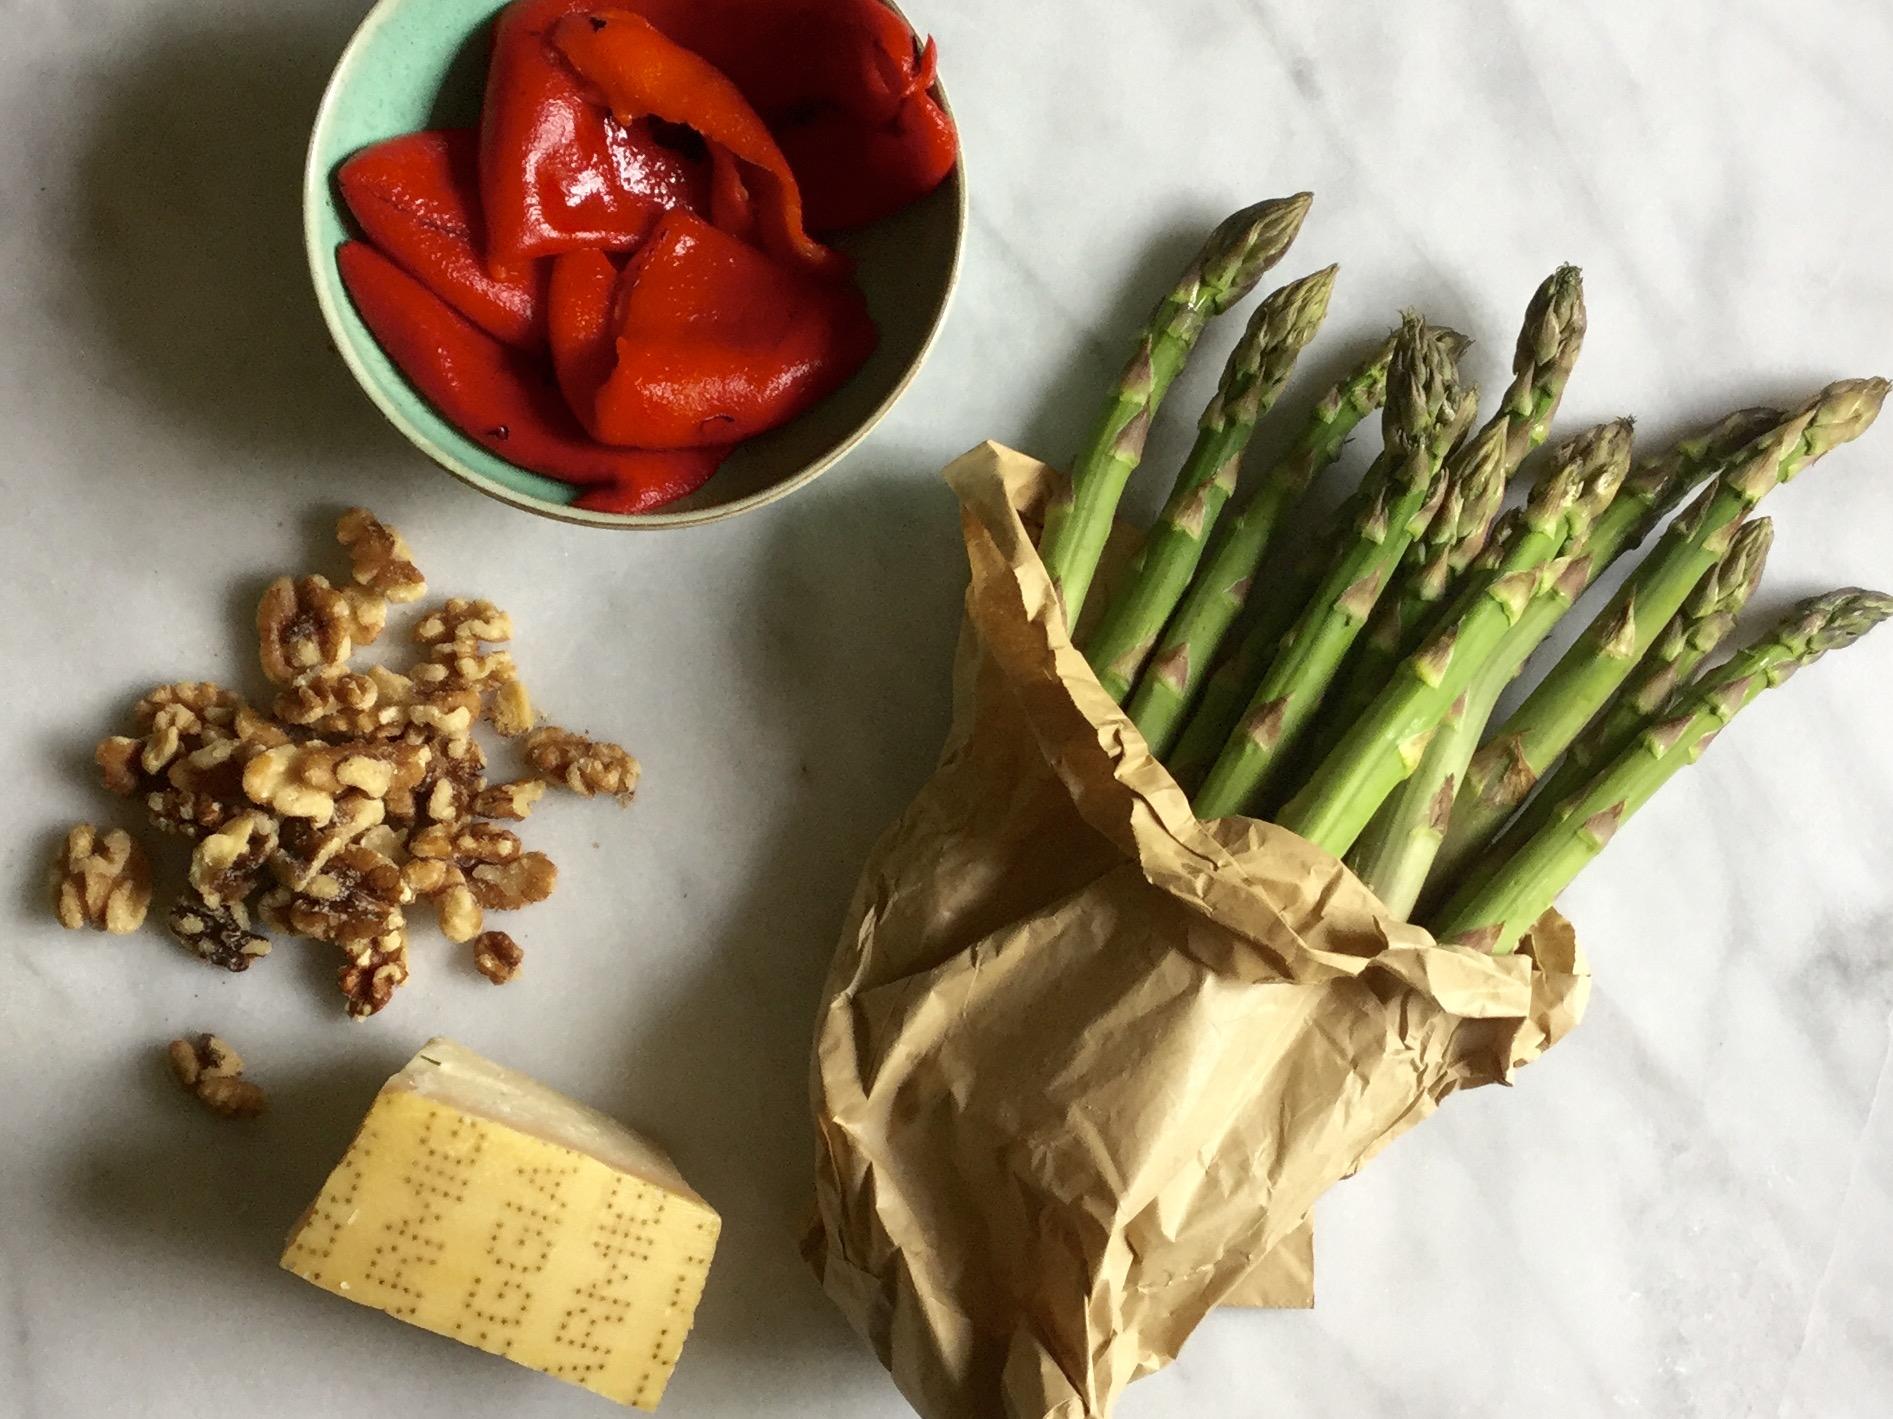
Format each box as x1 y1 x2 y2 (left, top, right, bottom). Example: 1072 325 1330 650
621 0 958 232
338 129 547 348
550 10 845 279
337 240 724 507
479 0 709 267
549 211 876 448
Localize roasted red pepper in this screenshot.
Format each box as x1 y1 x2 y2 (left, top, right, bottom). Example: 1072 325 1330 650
480 0 710 267
337 240 723 506
338 130 547 348
549 11 845 279
548 210 875 448
603 0 957 231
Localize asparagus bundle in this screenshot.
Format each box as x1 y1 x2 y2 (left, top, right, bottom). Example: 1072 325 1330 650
1024 194 1889 959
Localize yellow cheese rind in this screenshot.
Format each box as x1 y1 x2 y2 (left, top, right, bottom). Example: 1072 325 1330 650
282 1044 719 1411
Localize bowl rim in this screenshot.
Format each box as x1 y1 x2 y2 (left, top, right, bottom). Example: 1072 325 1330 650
302 0 966 531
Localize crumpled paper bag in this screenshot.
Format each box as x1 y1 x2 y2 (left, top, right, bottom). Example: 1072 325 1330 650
806 442 1589 1419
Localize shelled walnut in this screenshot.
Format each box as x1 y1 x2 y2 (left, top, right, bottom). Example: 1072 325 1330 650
166 1034 267 1118
54 826 151 934
62 506 639 1019
524 725 641 802
472 931 524 984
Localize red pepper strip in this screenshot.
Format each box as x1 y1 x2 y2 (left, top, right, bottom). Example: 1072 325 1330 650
774 76 958 232
549 11 845 280
558 210 875 448
545 249 622 427
338 130 547 348
480 0 709 267
608 0 957 231
337 240 723 505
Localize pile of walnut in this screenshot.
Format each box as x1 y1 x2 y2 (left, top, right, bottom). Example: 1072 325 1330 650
62 509 639 1019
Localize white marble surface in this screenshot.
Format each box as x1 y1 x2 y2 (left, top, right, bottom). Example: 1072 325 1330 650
4 0 1893 1415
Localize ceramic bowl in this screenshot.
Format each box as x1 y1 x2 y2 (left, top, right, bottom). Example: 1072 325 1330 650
304 0 964 528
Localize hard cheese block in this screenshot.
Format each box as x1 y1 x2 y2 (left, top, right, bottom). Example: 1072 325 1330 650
281 1038 719 1410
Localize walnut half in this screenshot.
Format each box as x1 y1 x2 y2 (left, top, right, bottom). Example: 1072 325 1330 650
524 725 640 802
54 826 151 934
166 1034 267 1118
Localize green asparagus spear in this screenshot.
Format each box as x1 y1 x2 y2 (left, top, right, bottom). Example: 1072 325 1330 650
1085 266 1339 700
1419 406 1791 893
1345 688 1472 916
1492 264 1588 470
1126 335 1398 755
1192 319 1469 819
1430 588 1893 955
1450 378 1887 860
1040 195 1314 623
1470 515 1774 884
1273 419 1635 853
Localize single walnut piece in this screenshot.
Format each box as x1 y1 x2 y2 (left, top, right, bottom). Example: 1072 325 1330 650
473 779 545 820
140 703 219 776
97 736 144 796
401 856 463 899
414 597 512 649
524 725 640 802
339 585 389 646
338 930 411 1019
168 892 272 972
435 883 484 943
53 825 152 934
468 852 557 911
488 678 535 738
189 810 279 907
134 683 241 730
472 931 523 984
167 1034 268 1118
337 508 426 603
144 787 239 840
409 820 521 865
257 575 354 685
279 843 410 946
276 667 378 728
271 794 386 891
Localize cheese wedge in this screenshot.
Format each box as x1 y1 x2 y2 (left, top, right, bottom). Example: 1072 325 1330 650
282 1038 719 1410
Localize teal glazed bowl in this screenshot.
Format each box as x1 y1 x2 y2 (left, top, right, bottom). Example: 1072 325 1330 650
305 0 965 528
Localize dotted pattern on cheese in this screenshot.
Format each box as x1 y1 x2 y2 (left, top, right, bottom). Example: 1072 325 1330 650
282 1089 719 1410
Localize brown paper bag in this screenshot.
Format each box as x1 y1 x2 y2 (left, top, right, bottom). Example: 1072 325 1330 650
807 443 1589 1419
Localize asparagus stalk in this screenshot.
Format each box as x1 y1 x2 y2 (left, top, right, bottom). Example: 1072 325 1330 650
1126 335 1398 755
1474 515 1774 878
1039 195 1315 623
1273 419 1635 854
1320 268 1590 737
1430 589 1893 955
1085 265 1339 700
1192 319 1470 819
1345 688 1471 916
1418 406 1792 893
1449 378 1887 860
